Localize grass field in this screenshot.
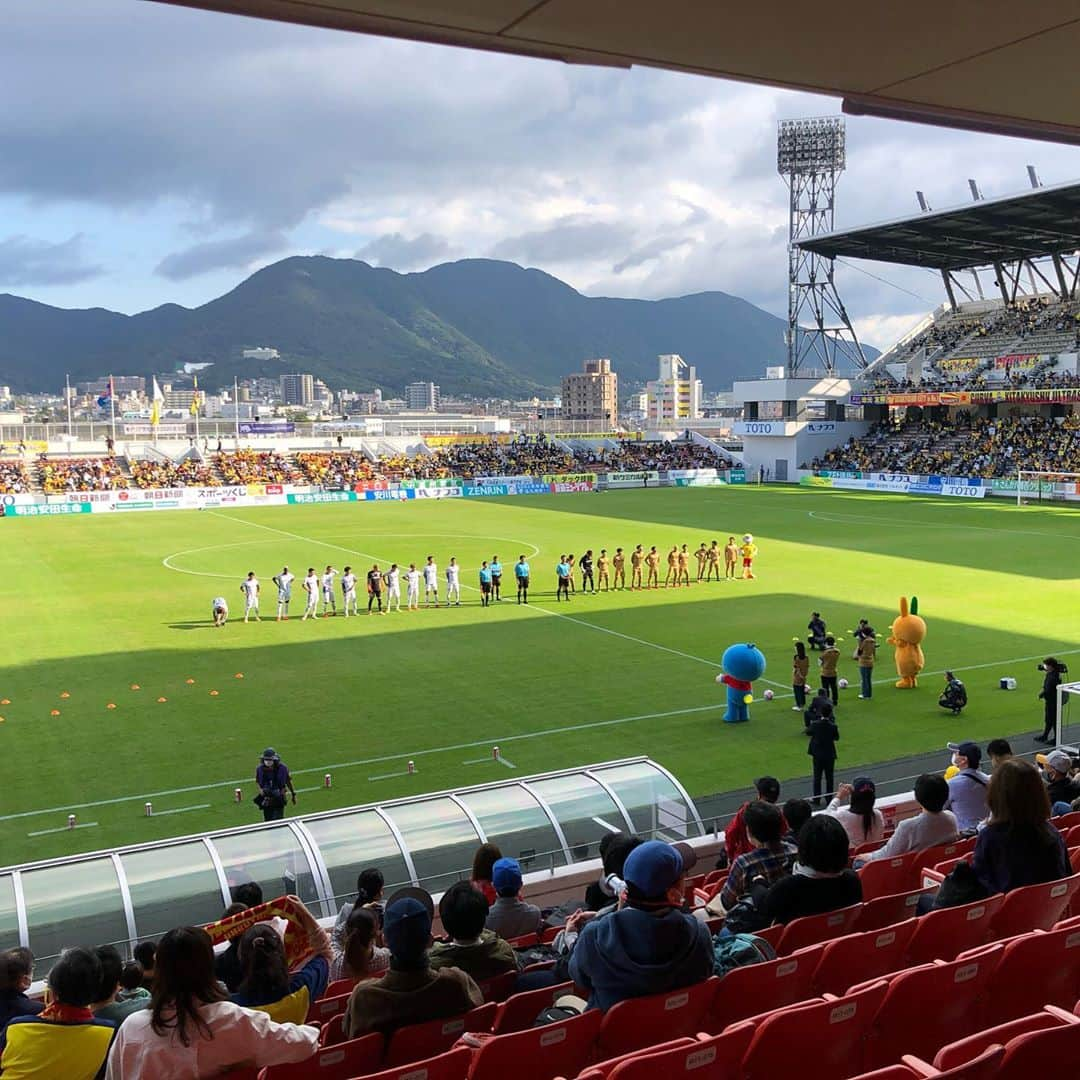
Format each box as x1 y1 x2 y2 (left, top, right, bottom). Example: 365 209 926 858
2 485 1079 868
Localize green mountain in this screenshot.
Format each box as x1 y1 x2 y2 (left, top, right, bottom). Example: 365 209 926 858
0 256 839 397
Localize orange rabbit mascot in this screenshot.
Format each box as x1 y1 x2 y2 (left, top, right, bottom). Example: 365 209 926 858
888 596 926 688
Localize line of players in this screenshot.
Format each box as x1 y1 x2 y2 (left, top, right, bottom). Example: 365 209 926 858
210 536 753 624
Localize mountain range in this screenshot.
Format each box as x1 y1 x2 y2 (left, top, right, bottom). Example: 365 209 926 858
0 256 854 398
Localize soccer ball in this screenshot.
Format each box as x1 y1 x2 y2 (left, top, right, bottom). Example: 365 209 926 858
838 678 849 689
763 689 774 701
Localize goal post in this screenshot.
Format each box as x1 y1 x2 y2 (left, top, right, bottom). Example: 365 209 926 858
1016 470 1080 507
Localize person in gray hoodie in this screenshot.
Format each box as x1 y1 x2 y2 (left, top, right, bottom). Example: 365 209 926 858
484 858 542 941
569 841 712 1011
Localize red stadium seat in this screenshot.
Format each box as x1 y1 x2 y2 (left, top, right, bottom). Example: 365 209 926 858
776 903 862 955
852 840 888 858
306 991 351 1026
905 895 1004 965
988 874 1080 939
859 852 922 899
807 919 918 996
998 1015 1080 1072
932 1008 1076 1071
596 1024 756 1080
492 981 574 1034
959 922 1080 1026
740 979 889 1080
469 1009 602 1080
476 970 519 1002
384 1002 495 1067
855 886 938 932
1052 810 1080 832
257 1033 384 1080
319 1015 347 1047
848 1046 1006 1079
359 1046 472 1080
705 950 817 1030
507 932 539 948
539 925 562 944
573 1039 699 1080
752 923 784 949
323 977 356 999
845 1068 918 1080
911 837 977 876
861 946 1003 1069
595 977 719 1058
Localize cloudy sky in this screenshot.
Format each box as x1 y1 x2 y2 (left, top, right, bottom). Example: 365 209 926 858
4 1 1080 349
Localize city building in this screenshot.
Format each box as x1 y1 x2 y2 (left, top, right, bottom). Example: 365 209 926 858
405 381 440 411
242 346 281 361
280 373 314 406
163 385 196 411
561 359 618 423
76 376 145 396
646 354 702 424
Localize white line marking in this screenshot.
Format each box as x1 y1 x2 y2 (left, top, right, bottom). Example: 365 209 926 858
368 769 414 782
294 786 324 794
150 804 210 817
28 822 99 837
806 509 1080 544
496 756 517 769
462 757 491 766
592 817 622 833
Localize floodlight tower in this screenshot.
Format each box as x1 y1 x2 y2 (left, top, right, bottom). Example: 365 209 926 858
778 117 866 377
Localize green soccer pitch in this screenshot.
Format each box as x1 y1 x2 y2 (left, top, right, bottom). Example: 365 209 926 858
2 485 1078 866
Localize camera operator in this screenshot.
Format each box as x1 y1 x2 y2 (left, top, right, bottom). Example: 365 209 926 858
1035 658 1068 744
254 747 297 822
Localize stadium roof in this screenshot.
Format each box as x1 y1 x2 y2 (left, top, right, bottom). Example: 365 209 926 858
154 1 1080 144
797 181 1080 271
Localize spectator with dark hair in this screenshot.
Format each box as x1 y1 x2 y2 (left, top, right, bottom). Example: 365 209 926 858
230 899 332 1025
569 841 712 1011
792 641 809 711
860 775 958 863
470 843 502 905
213 903 250 993
92 946 149 1025
759 816 863 925
1037 749 1080 815
344 892 482 1039
117 963 150 1009
825 777 885 846
723 777 788 862
229 882 263 909
717 802 795 913
1 946 115 1080
1036 658 1066 743
807 699 839 806
484 858 542 940
105 926 317 1078
430 883 518 981
782 798 813 838
585 834 643 911
332 868 386 951
0 948 42 1030
945 741 991 832
987 739 1013 771
331 906 388 983
133 941 156 993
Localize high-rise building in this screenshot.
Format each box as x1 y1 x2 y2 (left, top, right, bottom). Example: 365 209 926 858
280 373 314 406
405 381 440 411
76 376 145 396
561 358 618 423
646 354 702 424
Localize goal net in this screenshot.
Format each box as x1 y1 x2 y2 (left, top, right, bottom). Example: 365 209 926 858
1016 470 1080 507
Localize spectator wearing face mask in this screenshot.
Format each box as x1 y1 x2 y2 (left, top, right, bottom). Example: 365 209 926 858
944 741 991 832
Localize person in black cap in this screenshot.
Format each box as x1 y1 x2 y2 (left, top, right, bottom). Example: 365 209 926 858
254 749 296 822
569 840 711 1011
343 890 481 1039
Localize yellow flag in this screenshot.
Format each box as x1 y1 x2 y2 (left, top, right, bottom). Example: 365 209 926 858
151 377 163 426
190 374 200 416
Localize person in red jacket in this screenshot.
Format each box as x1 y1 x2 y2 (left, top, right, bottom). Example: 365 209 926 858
723 776 788 863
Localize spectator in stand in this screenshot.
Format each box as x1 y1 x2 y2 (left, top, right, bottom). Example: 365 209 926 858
470 843 502 905
0 461 31 495
484 858 542 941
0 946 115 1080
104 926 317 1079
944 741 991 832
569 841 712 1011
430 883 519 980
343 891 482 1039
230 899 332 1024
987 739 1014 772
759 815 863 925
1035 657 1067 744
332 868 385 952
824 778 886 847
92 946 149 1025
133 941 156 993
330 905 389 984
116 964 150 1010
716 802 795 913
859 774 958 864
585 834 642 912
1037 749 1080 812
0 949 42 1030
214 883 264 992
782 798 814 839
724 777 788 862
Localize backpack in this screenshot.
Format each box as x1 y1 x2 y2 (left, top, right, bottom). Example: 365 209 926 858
711 932 776 977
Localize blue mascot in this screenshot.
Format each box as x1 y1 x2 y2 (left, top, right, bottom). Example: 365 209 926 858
716 643 767 723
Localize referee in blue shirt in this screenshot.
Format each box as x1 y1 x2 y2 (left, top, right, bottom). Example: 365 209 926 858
479 561 493 607
515 555 531 604
489 555 503 601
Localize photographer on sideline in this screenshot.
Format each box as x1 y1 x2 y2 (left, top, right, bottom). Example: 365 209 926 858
1035 658 1068 744
255 748 297 822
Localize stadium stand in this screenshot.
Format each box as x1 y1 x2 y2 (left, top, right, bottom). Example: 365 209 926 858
37 454 128 493
0 458 32 494
130 457 219 488
571 440 728 473
214 449 297 484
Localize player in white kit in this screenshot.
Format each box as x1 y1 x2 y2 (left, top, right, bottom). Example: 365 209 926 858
406 563 421 610
301 567 319 621
272 567 294 621
385 563 402 612
320 565 338 617
341 565 358 616
240 571 260 622
445 557 461 606
423 555 439 607
212 595 229 627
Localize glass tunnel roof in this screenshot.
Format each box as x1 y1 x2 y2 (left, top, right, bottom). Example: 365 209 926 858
0 758 702 974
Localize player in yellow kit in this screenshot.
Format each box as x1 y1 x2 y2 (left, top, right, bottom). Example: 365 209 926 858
695 543 708 581
724 536 739 579
630 545 644 589
664 546 678 587
706 540 722 582
596 549 611 591
739 533 759 579
612 548 626 590
645 546 661 589
677 544 691 586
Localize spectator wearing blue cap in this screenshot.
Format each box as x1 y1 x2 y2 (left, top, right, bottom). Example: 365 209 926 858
484 859 542 941
568 841 712 1011
343 891 481 1039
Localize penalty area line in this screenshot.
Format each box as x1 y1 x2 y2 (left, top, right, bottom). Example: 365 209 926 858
28 822 99 837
